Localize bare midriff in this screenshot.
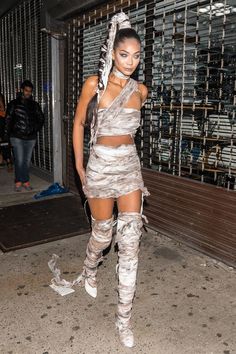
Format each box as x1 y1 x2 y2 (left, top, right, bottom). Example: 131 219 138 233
96 135 134 146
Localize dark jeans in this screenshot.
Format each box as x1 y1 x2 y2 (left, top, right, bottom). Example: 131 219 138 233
10 137 36 183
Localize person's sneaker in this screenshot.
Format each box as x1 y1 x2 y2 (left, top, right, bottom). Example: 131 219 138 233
23 182 33 191
15 182 22 192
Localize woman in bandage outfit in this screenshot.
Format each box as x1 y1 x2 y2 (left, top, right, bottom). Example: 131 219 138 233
51 12 149 348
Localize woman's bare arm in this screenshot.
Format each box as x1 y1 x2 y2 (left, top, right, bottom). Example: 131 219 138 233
73 76 98 185
138 83 148 107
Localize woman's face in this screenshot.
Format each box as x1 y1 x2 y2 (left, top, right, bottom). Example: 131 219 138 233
112 38 141 76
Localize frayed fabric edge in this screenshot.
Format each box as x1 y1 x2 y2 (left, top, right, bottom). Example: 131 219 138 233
48 254 84 296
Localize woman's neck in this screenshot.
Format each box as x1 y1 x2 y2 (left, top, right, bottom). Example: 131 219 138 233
112 67 129 80
109 67 130 88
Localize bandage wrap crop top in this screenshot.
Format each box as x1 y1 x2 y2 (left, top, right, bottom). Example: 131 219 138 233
90 78 141 146
96 107 140 137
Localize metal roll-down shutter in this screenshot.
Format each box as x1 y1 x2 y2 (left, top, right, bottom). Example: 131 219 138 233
65 0 236 267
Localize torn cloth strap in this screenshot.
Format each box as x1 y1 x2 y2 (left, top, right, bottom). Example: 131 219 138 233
48 254 84 289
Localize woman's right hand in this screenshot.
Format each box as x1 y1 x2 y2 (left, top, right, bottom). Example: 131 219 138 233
76 165 87 187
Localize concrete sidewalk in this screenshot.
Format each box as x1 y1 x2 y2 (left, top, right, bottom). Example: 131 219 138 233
0 227 235 354
0 167 72 207
0 167 50 207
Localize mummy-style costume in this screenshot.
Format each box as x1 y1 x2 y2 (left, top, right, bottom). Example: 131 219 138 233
48 11 149 349
83 78 149 200
83 78 149 348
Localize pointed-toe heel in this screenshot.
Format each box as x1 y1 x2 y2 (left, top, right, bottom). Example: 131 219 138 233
84 278 97 298
115 321 134 348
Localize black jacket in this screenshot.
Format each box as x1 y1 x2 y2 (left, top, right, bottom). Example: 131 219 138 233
5 95 45 140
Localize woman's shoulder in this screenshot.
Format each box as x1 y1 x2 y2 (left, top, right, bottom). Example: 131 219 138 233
136 82 148 101
82 75 98 97
80 76 98 100
84 75 98 88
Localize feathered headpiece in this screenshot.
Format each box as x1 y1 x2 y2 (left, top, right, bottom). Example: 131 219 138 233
96 12 131 102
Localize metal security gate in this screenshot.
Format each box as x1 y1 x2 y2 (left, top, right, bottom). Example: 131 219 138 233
65 0 236 266
142 0 236 266
0 0 53 177
145 0 236 187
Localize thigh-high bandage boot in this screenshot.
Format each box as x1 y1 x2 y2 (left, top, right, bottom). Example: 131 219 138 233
115 212 143 348
82 215 114 298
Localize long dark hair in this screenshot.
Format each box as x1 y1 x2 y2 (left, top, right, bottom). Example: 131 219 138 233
0 93 5 111
85 27 141 128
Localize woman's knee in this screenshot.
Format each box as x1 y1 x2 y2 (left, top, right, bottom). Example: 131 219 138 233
117 190 142 213
88 197 114 220
116 211 143 247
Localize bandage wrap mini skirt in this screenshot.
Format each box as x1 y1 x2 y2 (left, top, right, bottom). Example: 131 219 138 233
83 143 149 199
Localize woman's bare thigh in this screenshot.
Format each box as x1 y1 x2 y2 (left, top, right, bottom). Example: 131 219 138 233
117 189 142 213
88 197 115 220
